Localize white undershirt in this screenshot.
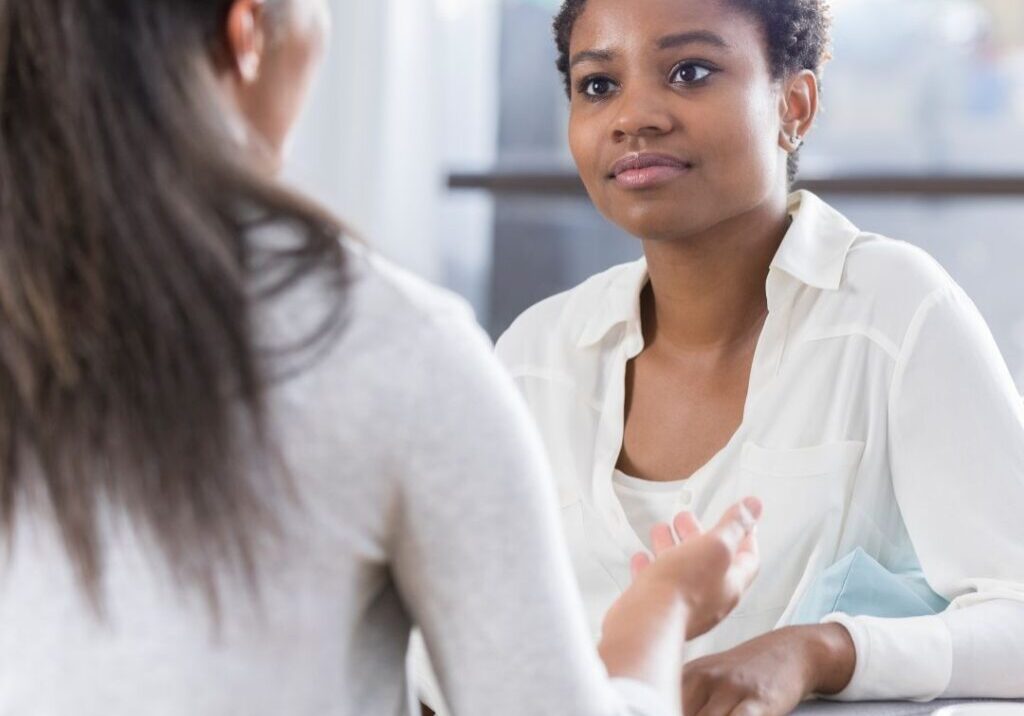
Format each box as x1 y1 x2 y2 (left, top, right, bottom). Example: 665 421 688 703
611 470 692 551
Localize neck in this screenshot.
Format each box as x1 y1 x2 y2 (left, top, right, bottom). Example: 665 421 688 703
640 195 790 353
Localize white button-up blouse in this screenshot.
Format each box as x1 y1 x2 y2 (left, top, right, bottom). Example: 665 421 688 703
493 191 1024 701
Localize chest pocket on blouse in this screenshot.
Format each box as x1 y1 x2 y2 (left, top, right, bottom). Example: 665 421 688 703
734 440 865 617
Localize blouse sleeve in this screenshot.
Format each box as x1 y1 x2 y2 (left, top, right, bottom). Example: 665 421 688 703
824 285 1024 700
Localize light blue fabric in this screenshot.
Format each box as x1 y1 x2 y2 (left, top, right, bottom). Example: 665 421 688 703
790 547 949 625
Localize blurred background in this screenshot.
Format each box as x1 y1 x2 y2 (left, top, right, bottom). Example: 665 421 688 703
287 0 1024 386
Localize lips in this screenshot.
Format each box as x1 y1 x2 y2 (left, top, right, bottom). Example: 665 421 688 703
609 152 693 189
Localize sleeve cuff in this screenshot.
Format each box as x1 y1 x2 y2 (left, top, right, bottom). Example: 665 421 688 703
820 612 953 701
608 677 676 716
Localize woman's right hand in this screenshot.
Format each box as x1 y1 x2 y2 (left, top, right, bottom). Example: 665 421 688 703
627 497 762 640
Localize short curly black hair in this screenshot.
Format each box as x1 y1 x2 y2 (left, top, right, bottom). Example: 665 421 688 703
554 0 833 182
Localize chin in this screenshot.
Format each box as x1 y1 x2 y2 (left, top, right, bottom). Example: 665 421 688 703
607 203 714 243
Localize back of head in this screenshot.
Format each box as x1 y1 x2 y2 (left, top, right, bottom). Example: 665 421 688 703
0 0 344 609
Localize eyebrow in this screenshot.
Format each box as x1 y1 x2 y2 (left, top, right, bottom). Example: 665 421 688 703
569 49 615 69
569 30 730 69
657 30 730 51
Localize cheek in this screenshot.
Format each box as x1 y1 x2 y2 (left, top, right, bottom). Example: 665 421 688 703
285 0 331 66
293 0 330 32
568 111 604 183
247 2 330 156
701 89 781 191
307 1 331 55
283 2 331 99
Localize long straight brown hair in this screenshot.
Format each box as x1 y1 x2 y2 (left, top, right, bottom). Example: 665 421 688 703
0 0 346 608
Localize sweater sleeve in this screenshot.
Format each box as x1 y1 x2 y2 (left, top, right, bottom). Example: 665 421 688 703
390 308 673 716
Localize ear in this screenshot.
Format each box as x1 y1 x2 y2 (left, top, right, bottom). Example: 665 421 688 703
777 70 819 153
224 0 267 84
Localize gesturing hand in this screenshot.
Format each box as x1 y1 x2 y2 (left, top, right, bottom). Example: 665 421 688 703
630 497 762 640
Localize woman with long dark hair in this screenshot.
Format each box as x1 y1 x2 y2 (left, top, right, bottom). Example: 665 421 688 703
0 1 762 714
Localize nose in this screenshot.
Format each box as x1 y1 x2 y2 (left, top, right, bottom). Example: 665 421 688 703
611 84 674 141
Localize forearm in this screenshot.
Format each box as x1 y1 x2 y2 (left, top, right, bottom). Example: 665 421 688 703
598 581 689 715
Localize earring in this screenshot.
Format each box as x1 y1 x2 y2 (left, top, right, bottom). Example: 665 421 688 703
239 53 261 83
791 133 802 148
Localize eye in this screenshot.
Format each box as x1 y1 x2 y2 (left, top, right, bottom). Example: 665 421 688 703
579 76 619 98
670 62 714 85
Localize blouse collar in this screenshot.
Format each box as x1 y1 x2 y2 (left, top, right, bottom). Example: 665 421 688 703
576 191 861 349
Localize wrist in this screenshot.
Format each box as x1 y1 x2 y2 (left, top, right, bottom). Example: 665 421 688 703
599 576 688 699
602 573 687 644
638 568 694 624
800 623 857 695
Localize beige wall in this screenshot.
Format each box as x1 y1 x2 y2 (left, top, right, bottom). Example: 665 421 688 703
975 0 1024 49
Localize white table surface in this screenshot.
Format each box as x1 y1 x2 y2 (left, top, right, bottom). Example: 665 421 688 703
795 699 1024 716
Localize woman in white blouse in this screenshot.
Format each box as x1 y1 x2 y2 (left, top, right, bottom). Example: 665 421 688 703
0 1 767 715
492 0 1024 712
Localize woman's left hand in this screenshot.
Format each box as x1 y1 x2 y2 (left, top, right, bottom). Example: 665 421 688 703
681 623 856 716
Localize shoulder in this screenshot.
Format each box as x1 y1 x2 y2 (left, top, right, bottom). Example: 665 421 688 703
779 193 962 352
345 246 548 482
805 233 965 358
495 259 643 369
348 242 479 338
271 241 494 406
253 229 482 372
332 243 503 383
843 233 955 306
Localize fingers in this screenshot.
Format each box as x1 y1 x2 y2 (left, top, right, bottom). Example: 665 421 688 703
643 501 759 583
729 699 768 716
673 511 703 542
682 668 713 716
650 522 675 555
731 534 761 591
694 687 741 716
636 511 701 582
629 552 650 580
637 511 701 581
709 497 762 555
739 497 762 529
652 510 703 555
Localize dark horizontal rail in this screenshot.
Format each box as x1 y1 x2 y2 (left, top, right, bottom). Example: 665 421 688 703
448 171 1024 198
